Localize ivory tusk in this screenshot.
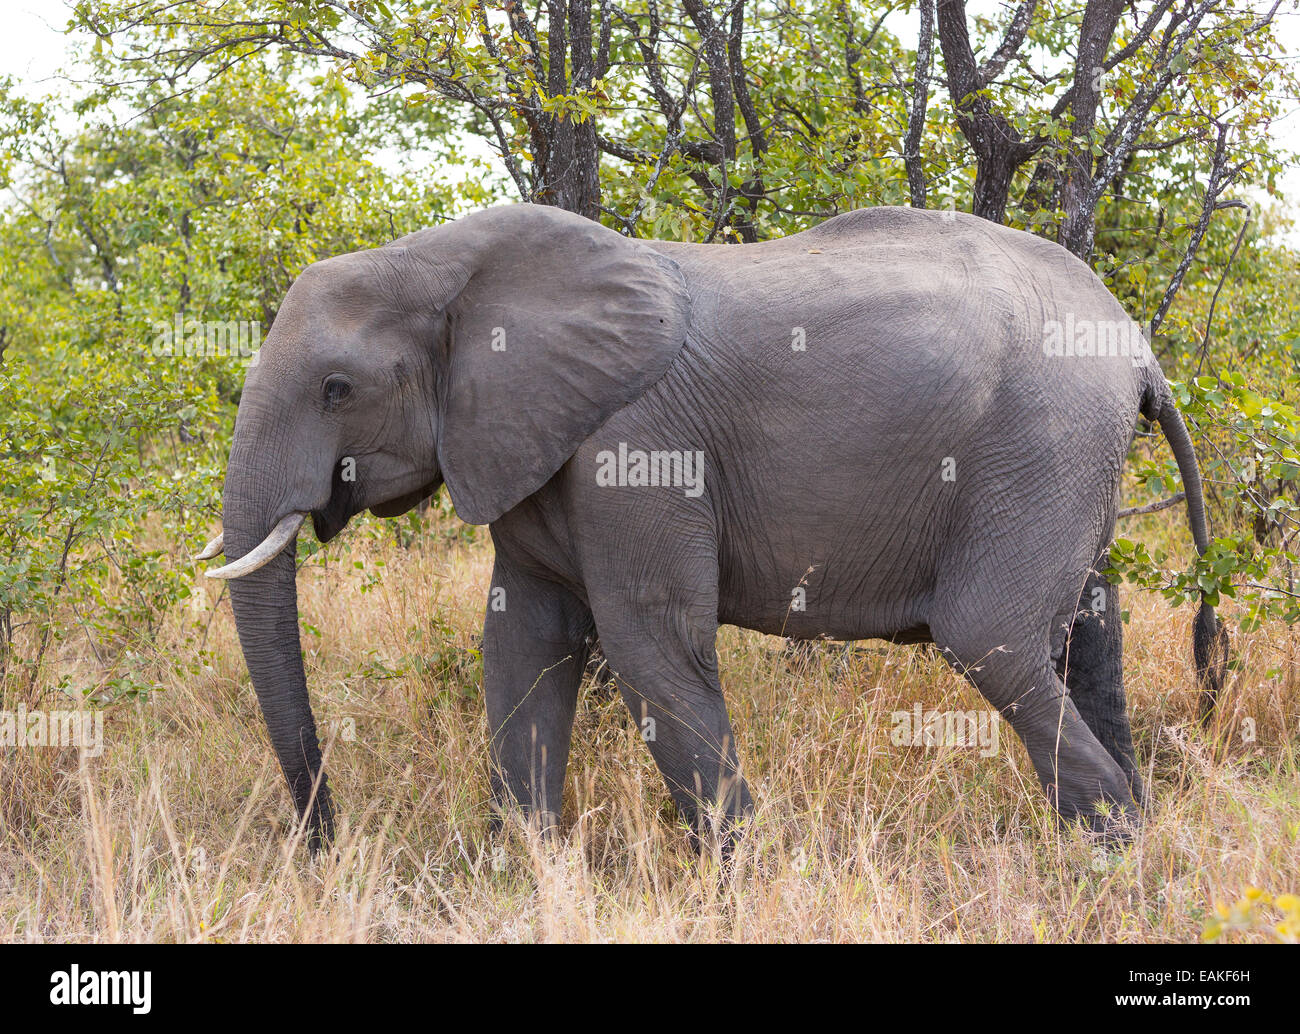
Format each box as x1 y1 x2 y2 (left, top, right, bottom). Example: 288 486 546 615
193 530 225 561
205 513 306 579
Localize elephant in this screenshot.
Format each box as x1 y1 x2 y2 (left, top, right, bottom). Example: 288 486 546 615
198 203 1227 851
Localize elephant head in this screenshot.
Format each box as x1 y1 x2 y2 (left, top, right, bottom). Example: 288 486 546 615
202 205 691 849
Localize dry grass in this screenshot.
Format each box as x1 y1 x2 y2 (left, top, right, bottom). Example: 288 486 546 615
2 507 1297 943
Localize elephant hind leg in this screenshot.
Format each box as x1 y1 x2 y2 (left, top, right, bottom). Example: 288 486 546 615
930 614 1139 835
1055 564 1143 800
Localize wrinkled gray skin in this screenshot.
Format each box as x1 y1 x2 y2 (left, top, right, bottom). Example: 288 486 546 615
217 204 1224 850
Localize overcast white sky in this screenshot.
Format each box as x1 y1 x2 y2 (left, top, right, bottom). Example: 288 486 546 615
3 0 1299 232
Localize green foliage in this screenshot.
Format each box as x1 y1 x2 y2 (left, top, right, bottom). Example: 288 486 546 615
1110 370 1300 629
0 45 461 699
1202 887 1300 943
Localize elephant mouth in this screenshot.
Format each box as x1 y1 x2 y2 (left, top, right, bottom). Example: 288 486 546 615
369 477 441 519
310 462 362 543
311 468 441 543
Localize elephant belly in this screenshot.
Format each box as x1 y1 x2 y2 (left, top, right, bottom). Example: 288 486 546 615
716 519 942 644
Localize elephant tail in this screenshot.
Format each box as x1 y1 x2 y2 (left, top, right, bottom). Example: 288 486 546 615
1140 383 1229 721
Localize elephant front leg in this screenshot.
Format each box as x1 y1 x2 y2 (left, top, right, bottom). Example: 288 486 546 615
482 557 594 833
589 598 754 851
571 482 752 850
616 669 753 852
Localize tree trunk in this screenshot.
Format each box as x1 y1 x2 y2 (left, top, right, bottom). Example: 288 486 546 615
1058 0 1124 259
533 1 601 220
971 152 1019 223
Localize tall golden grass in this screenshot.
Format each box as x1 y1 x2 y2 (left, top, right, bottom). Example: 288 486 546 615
2 504 1296 942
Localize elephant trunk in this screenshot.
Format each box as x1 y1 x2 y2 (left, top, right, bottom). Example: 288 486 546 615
221 427 334 852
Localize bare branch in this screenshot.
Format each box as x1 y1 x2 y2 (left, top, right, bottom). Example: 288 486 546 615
1119 493 1186 518
977 0 1038 88
905 0 935 208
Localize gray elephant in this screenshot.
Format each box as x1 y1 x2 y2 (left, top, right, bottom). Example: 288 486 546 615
198 204 1226 850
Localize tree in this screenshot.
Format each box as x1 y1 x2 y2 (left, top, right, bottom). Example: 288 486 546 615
925 0 1283 259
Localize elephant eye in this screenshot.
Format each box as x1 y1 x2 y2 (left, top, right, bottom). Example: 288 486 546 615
322 375 353 410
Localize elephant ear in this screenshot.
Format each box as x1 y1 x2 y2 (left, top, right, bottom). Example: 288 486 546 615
424 205 691 525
